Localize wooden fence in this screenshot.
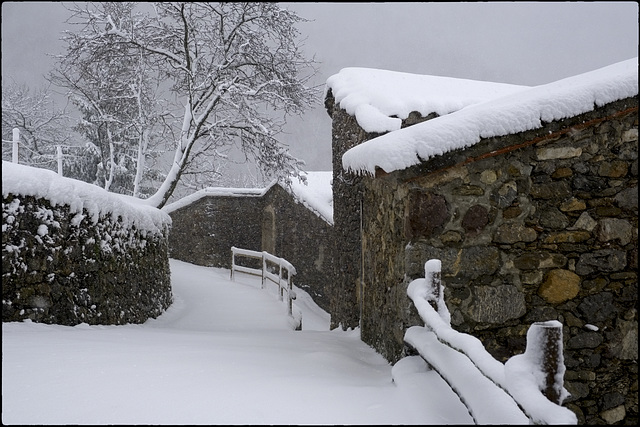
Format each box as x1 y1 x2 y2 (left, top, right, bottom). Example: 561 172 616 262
4 127 65 175
404 259 577 424
230 246 300 329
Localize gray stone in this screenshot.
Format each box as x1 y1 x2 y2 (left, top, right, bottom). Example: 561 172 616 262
493 224 538 244
468 285 526 323
608 319 638 360
567 332 604 349
539 207 570 229
572 175 607 193
614 186 638 210
492 181 518 208
458 246 500 279
600 405 626 424
569 212 598 231
621 128 638 143
536 146 583 160
577 292 618 324
576 249 627 275
514 252 567 270
597 218 633 245
530 181 572 199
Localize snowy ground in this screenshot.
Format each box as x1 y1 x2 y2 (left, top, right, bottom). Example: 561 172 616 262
2 259 473 425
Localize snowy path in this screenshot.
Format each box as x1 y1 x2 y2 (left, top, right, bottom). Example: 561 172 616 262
2 259 472 425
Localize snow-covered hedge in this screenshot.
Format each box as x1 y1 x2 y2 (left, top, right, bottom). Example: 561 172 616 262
2 161 173 325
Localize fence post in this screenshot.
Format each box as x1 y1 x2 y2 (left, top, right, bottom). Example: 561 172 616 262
425 259 442 312
276 263 281 301
526 320 564 404
287 275 294 317
12 128 19 163
261 252 266 289
57 145 63 175
230 247 235 280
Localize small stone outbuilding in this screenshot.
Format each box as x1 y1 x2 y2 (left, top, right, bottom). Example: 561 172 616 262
165 172 333 311
325 60 638 424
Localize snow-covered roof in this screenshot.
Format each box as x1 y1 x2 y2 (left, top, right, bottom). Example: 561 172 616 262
2 161 171 235
329 58 638 175
325 67 529 134
163 171 334 225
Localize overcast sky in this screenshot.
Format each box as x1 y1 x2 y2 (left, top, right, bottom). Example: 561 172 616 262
2 2 638 171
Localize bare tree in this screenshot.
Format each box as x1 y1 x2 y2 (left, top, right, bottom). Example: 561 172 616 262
2 79 72 169
50 2 172 197
54 2 319 208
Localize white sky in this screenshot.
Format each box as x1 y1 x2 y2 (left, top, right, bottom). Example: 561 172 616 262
1 2 638 171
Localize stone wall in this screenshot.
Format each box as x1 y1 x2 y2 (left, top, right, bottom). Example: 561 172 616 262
325 89 433 331
353 97 638 424
2 193 173 325
168 193 264 268
167 184 333 312
326 88 368 329
263 185 333 311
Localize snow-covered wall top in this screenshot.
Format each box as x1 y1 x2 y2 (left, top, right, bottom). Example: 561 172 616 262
336 58 638 175
162 186 268 214
325 67 529 134
163 171 334 224
2 161 171 235
287 171 333 224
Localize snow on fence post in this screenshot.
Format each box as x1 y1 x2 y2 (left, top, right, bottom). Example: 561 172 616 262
12 128 19 163
526 320 565 404
425 259 446 317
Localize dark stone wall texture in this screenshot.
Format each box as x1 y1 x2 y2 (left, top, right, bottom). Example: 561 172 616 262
2 194 173 325
167 184 333 312
327 93 638 425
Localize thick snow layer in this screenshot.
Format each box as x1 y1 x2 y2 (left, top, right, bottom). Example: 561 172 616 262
2 161 170 235
163 171 333 224
2 259 474 424
407 275 577 424
337 57 638 175
162 186 267 213
288 171 333 224
326 67 528 134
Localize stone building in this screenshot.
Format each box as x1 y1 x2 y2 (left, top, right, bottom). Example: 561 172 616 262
165 172 333 311
324 59 638 424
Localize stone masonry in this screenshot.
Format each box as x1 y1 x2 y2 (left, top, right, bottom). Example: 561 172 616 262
326 90 638 424
167 183 333 312
2 193 173 325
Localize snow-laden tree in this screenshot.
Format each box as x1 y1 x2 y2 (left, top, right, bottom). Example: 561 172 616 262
50 2 172 198
2 80 71 169
54 2 319 208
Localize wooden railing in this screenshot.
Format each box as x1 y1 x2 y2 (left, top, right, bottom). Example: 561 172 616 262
404 259 577 425
230 247 299 328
